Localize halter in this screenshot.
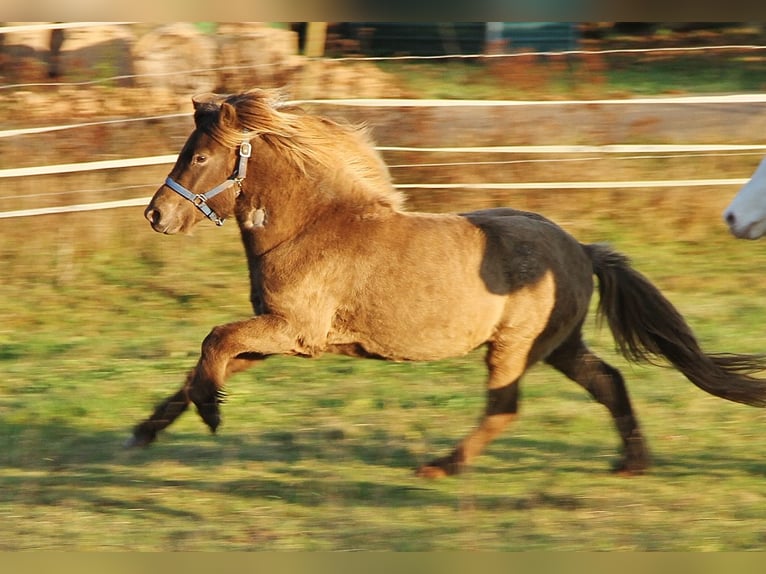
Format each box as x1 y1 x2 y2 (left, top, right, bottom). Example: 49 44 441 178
164 140 252 226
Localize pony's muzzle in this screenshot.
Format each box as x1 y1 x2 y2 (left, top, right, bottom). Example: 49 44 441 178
723 209 758 240
144 203 181 235
144 204 164 232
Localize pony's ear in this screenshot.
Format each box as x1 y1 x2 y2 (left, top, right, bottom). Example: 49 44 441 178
192 93 228 127
192 93 227 111
219 101 240 130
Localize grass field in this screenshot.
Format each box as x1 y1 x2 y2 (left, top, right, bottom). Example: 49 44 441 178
3 176 766 550
3 35 766 550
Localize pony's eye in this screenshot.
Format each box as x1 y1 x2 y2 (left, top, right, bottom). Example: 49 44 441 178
195 154 207 164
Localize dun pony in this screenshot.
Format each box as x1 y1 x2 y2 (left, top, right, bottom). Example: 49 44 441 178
129 88 766 476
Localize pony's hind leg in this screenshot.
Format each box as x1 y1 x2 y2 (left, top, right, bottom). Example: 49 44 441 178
545 334 650 474
416 341 525 478
416 383 520 478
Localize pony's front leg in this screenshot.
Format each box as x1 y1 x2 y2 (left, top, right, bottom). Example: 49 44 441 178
190 315 297 431
127 370 194 447
128 314 296 446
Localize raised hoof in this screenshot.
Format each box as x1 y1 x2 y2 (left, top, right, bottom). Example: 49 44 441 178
196 404 221 433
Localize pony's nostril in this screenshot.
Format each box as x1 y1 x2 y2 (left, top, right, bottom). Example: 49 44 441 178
725 211 736 226
145 207 161 226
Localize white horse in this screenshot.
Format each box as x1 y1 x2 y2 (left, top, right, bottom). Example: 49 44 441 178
724 157 766 239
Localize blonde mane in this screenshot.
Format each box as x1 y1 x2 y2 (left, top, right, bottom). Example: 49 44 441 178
201 89 405 211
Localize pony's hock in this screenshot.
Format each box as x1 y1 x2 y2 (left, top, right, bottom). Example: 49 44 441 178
130 88 766 477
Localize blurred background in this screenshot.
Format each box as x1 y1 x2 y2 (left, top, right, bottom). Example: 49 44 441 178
2 22 766 550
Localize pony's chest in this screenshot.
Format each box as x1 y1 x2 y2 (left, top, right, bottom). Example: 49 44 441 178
253 260 346 317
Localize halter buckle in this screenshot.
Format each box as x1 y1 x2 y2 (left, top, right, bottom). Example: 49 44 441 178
192 194 208 207
239 142 252 158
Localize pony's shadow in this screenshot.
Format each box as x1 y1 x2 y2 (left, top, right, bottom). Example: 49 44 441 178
128 422 766 482
480 434 766 479
0 418 452 512
4 417 765 519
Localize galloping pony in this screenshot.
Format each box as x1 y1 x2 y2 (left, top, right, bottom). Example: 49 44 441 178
129 89 766 476
724 156 766 239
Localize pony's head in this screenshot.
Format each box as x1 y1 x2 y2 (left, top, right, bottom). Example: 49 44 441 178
724 157 766 240
145 89 294 234
145 88 402 235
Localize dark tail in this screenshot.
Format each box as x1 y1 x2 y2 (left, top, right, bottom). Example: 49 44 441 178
585 243 766 407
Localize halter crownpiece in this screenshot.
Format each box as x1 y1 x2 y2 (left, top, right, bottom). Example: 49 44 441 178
165 140 252 226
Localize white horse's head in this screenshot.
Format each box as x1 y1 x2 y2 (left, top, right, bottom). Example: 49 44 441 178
723 157 766 240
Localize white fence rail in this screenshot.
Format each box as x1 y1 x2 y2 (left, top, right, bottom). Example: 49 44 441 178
3 35 765 219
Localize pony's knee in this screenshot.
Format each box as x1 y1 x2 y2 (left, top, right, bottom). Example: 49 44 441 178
201 325 230 356
196 326 234 388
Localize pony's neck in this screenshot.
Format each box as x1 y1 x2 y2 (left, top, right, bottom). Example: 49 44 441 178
234 121 401 256
234 141 336 255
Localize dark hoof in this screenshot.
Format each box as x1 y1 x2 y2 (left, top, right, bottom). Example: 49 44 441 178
124 434 150 448
616 436 650 475
125 426 157 448
416 455 463 479
611 458 649 476
416 465 450 479
197 404 221 433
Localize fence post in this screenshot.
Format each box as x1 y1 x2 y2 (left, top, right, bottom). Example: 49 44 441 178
305 22 327 57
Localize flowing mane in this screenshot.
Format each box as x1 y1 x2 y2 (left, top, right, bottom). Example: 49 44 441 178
196 88 405 211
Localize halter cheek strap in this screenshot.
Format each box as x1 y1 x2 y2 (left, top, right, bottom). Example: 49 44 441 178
165 141 252 226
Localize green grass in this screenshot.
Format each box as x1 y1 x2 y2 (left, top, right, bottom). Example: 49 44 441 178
2 193 766 550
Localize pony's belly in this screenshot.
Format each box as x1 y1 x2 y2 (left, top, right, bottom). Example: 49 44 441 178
329 296 506 361
327 267 560 363
330 332 489 362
